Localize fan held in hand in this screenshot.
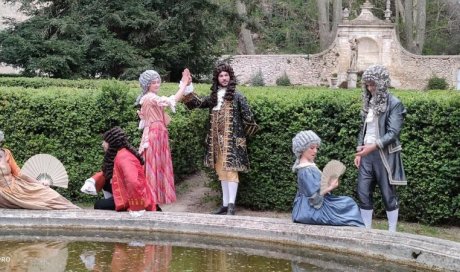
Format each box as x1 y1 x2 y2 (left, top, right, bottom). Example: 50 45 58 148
320 160 346 195
21 154 69 188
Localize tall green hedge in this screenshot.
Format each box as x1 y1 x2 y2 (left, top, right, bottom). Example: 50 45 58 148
0 76 137 89
0 81 458 225
237 87 459 225
0 82 207 203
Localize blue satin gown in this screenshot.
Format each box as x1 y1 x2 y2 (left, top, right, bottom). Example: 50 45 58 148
292 164 364 227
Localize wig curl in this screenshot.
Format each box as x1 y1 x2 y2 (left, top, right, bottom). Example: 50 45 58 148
361 65 390 115
102 127 144 182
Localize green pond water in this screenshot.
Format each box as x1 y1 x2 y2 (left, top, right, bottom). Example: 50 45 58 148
0 228 432 272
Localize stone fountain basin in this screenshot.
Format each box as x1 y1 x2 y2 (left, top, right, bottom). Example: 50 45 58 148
0 209 458 271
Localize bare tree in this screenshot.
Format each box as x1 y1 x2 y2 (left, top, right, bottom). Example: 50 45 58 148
396 0 426 54
423 0 460 54
236 0 255 54
316 0 342 50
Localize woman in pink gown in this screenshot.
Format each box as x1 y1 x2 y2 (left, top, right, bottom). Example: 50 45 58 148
136 69 191 205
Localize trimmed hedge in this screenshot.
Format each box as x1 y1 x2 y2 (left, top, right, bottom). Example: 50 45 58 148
0 76 137 89
0 81 458 224
0 82 207 203
237 87 459 225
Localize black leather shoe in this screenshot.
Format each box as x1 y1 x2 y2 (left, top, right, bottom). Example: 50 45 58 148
212 206 228 215
227 203 236 215
156 204 162 212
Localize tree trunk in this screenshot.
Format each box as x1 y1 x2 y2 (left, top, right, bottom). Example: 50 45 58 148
395 0 402 37
401 0 426 54
317 0 330 50
236 0 255 54
331 0 342 41
259 0 273 17
316 0 342 50
395 0 405 23
403 0 414 51
415 0 426 54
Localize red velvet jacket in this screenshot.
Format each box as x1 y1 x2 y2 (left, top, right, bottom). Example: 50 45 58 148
92 148 155 211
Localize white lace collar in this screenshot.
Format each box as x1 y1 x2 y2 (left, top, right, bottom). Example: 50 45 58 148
212 88 227 111
295 161 317 169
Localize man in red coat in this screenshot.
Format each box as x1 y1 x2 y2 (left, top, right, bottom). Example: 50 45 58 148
81 127 155 213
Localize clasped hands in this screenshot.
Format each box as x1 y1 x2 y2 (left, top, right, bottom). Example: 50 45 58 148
181 68 192 86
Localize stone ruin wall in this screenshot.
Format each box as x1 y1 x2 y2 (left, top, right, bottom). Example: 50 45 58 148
225 43 340 88
229 42 460 90
393 48 460 90
228 6 460 91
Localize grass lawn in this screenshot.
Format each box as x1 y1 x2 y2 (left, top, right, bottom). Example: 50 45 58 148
373 219 460 242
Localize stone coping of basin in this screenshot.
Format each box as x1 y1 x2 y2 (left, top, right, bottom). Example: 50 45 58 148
0 209 458 271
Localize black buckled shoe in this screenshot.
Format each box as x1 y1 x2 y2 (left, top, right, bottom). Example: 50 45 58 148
212 206 228 215
156 204 162 212
227 203 236 215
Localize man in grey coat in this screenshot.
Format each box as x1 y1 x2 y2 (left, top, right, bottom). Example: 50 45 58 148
354 65 407 232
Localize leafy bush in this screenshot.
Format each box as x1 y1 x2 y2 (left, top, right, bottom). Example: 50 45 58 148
0 76 137 89
234 88 459 225
0 82 207 203
276 72 291 86
250 70 265 86
0 73 25 78
427 76 448 90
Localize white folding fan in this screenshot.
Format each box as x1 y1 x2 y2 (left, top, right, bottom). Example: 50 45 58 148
21 154 69 188
320 160 346 195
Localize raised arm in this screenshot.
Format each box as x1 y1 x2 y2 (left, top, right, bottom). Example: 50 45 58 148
174 68 192 102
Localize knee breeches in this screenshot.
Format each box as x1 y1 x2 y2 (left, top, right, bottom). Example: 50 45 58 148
357 150 399 211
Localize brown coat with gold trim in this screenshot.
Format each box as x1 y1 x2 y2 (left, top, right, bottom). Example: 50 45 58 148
183 91 257 172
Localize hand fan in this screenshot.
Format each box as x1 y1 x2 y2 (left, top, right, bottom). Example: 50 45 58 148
21 154 69 188
320 160 346 195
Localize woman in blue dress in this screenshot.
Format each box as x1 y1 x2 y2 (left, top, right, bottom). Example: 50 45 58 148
291 130 364 227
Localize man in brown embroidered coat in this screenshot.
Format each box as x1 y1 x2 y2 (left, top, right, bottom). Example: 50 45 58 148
183 63 258 215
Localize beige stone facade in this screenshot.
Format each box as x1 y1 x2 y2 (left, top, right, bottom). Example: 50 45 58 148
228 2 460 90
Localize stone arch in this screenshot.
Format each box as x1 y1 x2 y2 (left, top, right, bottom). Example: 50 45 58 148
357 37 380 71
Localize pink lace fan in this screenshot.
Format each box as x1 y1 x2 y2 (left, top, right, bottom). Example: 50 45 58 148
21 154 69 188
320 160 346 195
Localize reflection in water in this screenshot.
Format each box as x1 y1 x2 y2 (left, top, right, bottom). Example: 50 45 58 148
73 242 172 271
0 241 68 271
170 247 293 272
111 243 171 272
0 240 297 272
0 238 432 272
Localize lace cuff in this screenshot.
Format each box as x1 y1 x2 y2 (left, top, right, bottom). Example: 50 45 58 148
167 95 177 113
308 192 324 209
180 81 194 95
